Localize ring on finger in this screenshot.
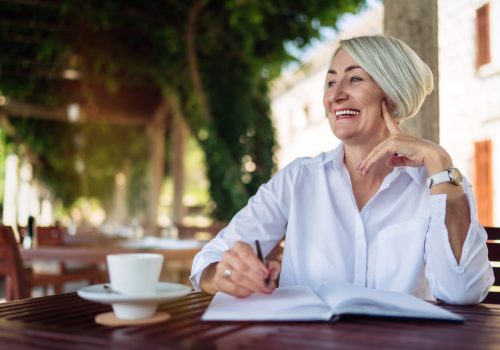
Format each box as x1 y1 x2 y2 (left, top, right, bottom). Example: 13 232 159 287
223 268 233 280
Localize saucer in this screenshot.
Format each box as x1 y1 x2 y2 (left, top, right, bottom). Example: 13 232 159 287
77 282 191 305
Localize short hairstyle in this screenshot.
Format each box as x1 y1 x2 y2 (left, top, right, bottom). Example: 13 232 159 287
333 35 434 121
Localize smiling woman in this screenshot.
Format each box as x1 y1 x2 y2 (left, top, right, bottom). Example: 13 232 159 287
191 34 494 305
335 35 434 121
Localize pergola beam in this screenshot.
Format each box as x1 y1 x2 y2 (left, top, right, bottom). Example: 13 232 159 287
2 100 151 126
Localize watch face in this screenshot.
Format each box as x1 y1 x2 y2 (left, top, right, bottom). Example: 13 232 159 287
449 167 463 185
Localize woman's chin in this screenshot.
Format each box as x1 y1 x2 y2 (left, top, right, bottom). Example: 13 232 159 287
333 129 359 142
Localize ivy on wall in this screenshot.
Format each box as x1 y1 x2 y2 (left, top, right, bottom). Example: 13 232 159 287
0 0 365 221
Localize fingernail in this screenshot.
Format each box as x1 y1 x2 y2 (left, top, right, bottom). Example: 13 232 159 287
262 287 273 294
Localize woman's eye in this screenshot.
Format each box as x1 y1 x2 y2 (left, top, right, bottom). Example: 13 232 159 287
350 76 363 83
327 81 336 87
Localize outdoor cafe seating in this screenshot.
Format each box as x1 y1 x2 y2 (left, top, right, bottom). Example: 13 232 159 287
0 225 103 301
0 224 498 350
0 222 225 301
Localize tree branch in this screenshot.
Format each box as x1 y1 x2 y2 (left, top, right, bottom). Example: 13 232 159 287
186 0 212 123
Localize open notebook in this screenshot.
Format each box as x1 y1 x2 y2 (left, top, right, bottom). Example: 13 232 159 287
202 281 464 322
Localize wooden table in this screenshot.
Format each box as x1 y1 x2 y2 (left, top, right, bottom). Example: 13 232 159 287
20 246 202 264
20 244 203 284
0 292 499 349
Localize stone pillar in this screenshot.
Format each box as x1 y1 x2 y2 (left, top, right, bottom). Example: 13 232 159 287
2 154 19 227
384 0 439 143
172 116 187 223
146 101 169 235
110 160 130 226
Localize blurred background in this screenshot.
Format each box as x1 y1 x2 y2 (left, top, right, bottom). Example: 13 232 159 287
0 0 498 238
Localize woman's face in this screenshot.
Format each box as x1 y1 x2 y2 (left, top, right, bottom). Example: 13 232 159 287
323 49 389 146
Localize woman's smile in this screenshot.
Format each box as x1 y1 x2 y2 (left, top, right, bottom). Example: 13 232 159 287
334 108 361 120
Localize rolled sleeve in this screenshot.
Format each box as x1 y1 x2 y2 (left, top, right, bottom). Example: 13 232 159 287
424 181 494 304
189 159 300 291
190 236 235 291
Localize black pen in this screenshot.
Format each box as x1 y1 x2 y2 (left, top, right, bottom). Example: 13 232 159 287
255 240 270 285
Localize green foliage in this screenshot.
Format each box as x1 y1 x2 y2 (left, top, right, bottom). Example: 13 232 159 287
0 0 365 221
6 119 149 214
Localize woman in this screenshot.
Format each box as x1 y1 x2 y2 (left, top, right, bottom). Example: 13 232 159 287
190 35 494 304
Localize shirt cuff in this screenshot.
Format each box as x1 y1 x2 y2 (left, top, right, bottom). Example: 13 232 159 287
429 193 447 227
189 251 223 292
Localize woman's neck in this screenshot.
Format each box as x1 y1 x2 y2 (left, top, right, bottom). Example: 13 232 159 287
343 138 392 185
343 142 393 211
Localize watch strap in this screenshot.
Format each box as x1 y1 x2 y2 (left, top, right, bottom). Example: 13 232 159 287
427 170 451 188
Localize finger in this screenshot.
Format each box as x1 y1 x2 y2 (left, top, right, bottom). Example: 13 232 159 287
223 249 269 292
358 139 395 174
215 274 254 298
233 241 268 275
222 250 268 289
263 261 281 291
386 154 410 168
216 260 267 296
382 100 403 135
267 260 281 281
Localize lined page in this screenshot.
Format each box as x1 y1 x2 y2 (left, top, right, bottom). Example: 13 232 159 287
202 285 332 321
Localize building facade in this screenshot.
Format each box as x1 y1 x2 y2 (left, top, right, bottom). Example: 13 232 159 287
270 0 500 225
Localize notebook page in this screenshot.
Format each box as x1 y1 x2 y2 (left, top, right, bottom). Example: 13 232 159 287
202 285 332 321
315 281 463 321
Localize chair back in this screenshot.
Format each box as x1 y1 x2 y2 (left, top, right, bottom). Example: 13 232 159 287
0 226 30 300
18 225 65 247
36 226 65 246
484 226 500 303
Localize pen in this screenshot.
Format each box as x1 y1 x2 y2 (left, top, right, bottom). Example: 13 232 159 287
255 240 270 285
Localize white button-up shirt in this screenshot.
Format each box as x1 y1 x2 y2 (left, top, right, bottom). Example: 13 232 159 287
190 144 494 304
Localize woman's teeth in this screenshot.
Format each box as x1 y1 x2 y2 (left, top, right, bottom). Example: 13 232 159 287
335 109 360 119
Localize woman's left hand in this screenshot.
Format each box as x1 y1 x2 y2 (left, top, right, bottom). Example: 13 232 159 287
357 100 451 176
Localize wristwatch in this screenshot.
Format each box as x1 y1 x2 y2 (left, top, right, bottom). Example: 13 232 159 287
427 167 463 188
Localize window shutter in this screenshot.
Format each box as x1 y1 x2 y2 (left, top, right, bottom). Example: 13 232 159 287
474 139 493 226
476 3 491 68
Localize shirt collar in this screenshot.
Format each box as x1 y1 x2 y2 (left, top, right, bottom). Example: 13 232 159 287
320 143 426 186
320 143 345 170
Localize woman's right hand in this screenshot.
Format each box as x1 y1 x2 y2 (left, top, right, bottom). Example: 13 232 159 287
200 241 281 298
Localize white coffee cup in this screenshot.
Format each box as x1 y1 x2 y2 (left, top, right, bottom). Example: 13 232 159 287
106 253 164 319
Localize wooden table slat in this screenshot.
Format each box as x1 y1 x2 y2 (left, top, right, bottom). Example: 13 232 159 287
1 292 500 350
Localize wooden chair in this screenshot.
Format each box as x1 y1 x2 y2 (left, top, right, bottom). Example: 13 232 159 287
484 226 500 304
35 226 106 285
0 225 103 301
0 225 30 300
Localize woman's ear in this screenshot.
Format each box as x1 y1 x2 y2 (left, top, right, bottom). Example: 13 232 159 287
383 97 398 118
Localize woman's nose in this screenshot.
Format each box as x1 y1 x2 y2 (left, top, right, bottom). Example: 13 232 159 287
327 81 348 103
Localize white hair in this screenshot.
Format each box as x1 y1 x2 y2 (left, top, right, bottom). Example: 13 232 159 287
334 35 434 121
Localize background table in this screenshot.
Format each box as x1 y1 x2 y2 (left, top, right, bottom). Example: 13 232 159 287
20 243 203 285
0 292 499 350
20 246 202 264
